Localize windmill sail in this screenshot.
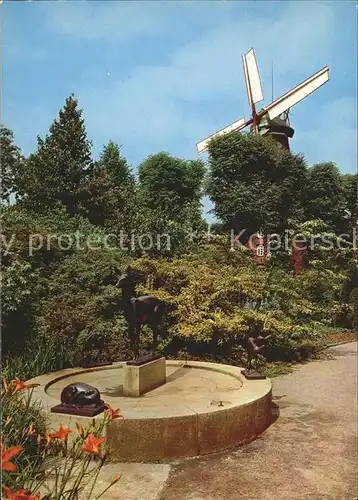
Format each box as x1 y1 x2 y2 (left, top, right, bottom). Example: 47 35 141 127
196 118 246 154
196 48 329 155
265 66 329 120
243 48 264 107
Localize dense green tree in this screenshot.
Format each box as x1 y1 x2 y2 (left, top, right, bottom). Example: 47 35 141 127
342 260 358 302
97 140 134 186
1 257 37 353
0 202 111 354
349 287 358 328
80 140 136 230
206 133 307 236
138 152 205 225
14 95 92 214
0 125 24 204
341 173 357 230
303 162 346 233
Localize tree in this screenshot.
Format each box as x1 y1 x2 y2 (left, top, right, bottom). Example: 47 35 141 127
206 132 307 236
0 125 24 204
1 258 37 353
97 140 134 186
138 152 205 224
80 141 136 230
349 288 358 329
15 95 92 214
341 173 358 231
303 162 346 233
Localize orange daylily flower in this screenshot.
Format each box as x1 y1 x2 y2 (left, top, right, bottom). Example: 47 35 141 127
14 378 27 392
13 378 39 392
2 486 40 500
105 407 122 420
82 433 105 455
1 444 23 472
48 424 72 441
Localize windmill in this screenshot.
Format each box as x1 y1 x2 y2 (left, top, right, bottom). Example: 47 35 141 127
196 48 329 153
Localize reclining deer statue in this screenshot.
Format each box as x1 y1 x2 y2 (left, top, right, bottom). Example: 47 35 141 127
115 266 165 358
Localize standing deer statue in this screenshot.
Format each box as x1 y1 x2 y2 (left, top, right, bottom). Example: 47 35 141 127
115 266 165 358
244 332 271 372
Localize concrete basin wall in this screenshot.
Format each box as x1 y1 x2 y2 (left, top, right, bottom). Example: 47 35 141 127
28 361 272 463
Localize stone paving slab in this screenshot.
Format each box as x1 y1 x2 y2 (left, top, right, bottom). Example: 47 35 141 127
40 462 170 500
81 463 171 500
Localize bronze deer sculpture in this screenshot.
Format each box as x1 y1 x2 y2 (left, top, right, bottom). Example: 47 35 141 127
115 266 165 358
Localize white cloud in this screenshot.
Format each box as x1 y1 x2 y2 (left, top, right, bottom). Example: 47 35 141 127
293 96 357 173
44 1 239 44
3 44 48 62
10 0 356 176
71 1 342 161
44 2 169 42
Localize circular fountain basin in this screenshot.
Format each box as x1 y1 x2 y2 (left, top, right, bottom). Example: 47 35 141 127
28 360 272 462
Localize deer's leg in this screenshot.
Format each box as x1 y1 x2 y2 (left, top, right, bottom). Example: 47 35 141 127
255 354 260 371
151 324 158 354
247 349 253 371
247 337 258 371
128 325 136 358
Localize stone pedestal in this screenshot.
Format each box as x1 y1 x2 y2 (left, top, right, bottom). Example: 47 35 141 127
51 402 106 417
123 357 166 397
241 369 266 380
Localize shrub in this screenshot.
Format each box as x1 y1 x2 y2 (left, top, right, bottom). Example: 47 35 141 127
349 288 358 329
129 253 323 361
35 249 131 363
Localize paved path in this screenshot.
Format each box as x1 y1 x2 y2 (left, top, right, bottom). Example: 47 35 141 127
93 342 358 500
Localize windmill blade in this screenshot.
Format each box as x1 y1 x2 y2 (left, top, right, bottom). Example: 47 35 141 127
265 66 329 121
243 48 264 108
196 118 247 154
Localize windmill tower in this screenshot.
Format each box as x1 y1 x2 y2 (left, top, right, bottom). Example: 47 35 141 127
196 48 329 154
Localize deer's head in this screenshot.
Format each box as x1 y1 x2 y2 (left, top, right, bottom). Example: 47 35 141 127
115 265 135 289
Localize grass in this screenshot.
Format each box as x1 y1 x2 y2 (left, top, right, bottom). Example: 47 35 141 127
324 330 357 346
262 362 295 378
262 329 357 377
3 327 357 384
2 336 76 382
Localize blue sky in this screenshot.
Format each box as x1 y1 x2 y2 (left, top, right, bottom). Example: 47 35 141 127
2 0 357 220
